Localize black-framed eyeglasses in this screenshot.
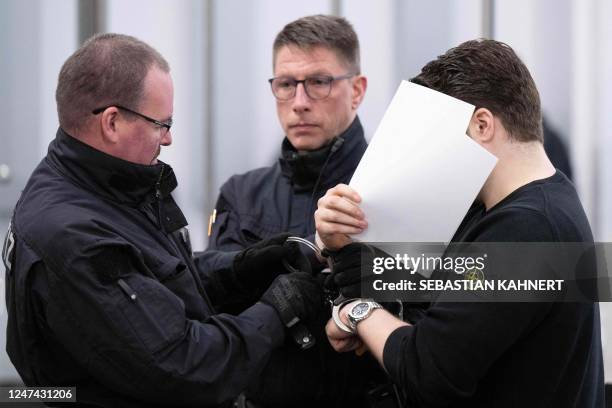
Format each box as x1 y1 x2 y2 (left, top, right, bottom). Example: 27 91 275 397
92 105 173 132
268 73 355 101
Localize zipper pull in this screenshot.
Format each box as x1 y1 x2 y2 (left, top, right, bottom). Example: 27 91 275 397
179 227 193 256
118 278 137 301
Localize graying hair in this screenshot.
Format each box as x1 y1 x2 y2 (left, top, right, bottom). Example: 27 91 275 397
273 15 361 73
56 33 169 133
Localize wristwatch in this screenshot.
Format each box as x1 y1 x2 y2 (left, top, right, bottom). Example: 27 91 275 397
347 300 383 331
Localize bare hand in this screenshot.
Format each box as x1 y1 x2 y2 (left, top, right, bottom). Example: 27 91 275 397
325 318 364 353
315 184 367 251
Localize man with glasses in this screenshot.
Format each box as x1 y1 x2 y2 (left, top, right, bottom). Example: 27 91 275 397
4 33 325 407
203 15 366 267
199 15 390 407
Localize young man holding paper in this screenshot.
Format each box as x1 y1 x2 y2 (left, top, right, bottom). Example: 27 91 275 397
315 39 604 407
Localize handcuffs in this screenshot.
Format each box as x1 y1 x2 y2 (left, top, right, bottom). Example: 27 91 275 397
279 236 323 350
331 296 358 334
282 237 401 341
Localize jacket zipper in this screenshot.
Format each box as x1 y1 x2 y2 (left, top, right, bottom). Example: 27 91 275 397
155 164 165 233
154 164 216 312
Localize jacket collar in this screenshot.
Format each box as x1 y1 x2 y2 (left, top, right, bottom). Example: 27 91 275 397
46 128 178 206
279 116 367 191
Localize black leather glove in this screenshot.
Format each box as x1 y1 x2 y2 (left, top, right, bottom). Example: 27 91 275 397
221 233 300 300
209 233 302 302
325 242 380 299
327 243 430 321
260 272 324 331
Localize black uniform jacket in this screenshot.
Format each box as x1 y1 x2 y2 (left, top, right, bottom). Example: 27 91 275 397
196 118 385 407
4 129 284 407
199 116 367 275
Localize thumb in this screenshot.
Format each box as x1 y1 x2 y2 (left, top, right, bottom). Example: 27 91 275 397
263 232 291 246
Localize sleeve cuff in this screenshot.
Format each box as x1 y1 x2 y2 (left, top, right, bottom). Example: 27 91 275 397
383 325 414 381
242 302 286 348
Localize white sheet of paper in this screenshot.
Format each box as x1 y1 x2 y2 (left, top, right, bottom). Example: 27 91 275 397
350 81 497 242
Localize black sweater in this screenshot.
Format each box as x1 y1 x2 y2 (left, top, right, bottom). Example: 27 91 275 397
383 171 604 407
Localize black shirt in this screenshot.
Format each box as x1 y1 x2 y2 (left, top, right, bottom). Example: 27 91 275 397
382 171 604 407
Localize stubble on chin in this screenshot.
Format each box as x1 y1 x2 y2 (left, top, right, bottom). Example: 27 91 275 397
149 146 161 165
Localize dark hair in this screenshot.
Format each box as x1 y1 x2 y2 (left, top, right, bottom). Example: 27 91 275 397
273 14 360 73
411 39 543 142
56 33 170 133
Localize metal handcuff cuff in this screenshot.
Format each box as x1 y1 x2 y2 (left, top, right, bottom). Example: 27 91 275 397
281 237 346 324
331 298 359 334
282 237 384 334
279 236 329 350
323 242 404 334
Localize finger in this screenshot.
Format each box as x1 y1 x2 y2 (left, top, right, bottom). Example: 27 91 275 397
324 274 336 290
257 245 293 262
334 271 362 287
283 241 301 261
338 337 362 353
315 207 367 230
354 343 368 356
320 234 354 251
317 195 365 221
271 232 292 243
333 273 361 291
327 184 362 204
317 223 363 237
326 321 360 353
326 317 351 340
328 337 356 353
257 233 291 247
339 283 363 299
329 339 350 352
325 318 340 337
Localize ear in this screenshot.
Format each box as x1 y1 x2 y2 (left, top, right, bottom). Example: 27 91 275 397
467 107 495 145
351 75 367 110
99 107 121 144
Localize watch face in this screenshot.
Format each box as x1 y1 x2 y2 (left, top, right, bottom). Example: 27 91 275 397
352 302 370 317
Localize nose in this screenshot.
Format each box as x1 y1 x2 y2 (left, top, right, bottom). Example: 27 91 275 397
161 129 172 146
291 82 311 113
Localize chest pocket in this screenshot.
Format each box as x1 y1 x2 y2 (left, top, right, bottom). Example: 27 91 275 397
117 273 186 355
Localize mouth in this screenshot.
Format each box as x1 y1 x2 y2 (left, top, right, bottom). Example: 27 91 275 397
150 146 162 165
289 123 318 131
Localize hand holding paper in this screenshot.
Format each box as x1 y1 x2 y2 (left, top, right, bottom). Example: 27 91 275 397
314 184 366 251
315 80 497 247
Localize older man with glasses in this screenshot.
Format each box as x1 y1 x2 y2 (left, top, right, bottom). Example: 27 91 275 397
4 33 325 407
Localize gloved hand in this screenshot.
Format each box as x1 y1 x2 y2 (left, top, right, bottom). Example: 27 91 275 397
220 233 300 300
260 272 324 331
212 233 303 305
325 242 380 299
326 243 430 323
